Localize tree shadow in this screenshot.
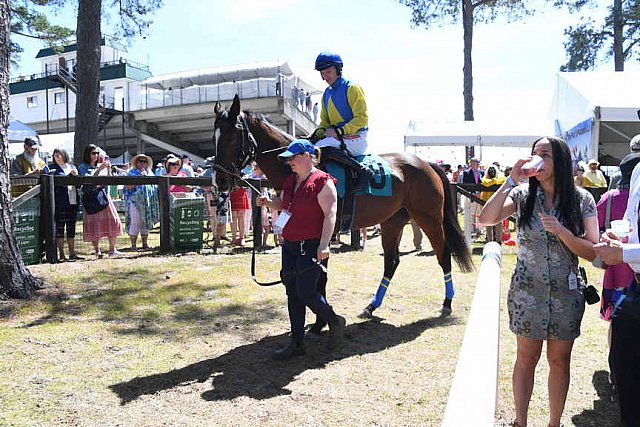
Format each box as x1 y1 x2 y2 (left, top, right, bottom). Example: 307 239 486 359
9 267 280 339
571 370 619 427
109 315 459 404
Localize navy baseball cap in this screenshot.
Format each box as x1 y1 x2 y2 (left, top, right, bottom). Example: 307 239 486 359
277 139 315 160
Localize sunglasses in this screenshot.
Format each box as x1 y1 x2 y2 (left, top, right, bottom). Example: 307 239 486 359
137 159 148 163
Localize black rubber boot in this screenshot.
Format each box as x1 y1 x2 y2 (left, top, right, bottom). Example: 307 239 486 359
272 341 305 360
327 315 346 350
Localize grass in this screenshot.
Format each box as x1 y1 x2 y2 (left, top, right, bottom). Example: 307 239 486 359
0 226 613 426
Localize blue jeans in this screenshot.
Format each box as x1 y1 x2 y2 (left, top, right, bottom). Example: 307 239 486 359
281 239 336 344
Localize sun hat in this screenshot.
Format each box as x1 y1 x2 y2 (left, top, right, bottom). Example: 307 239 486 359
588 158 599 166
277 139 315 160
165 155 182 169
131 154 153 168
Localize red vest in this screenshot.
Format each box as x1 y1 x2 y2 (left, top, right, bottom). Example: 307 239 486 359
280 169 335 242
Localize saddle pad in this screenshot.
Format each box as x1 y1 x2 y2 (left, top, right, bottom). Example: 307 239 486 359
326 154 392 198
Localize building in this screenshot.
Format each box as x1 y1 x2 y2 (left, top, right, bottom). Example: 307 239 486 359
9 40 319 166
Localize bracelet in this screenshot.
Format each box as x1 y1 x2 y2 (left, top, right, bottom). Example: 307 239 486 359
506 176 517 188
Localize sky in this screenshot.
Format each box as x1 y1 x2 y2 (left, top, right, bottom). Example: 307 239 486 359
10 0 633 165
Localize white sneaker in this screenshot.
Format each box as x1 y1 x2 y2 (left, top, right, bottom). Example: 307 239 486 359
109 250 124 258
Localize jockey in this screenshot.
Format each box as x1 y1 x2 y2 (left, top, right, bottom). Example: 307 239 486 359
311 51 373 192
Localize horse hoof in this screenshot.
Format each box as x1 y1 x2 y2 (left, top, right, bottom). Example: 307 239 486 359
440 306 452 317
358 307 373 319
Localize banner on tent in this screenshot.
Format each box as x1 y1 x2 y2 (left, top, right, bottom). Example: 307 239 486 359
564 118 593 165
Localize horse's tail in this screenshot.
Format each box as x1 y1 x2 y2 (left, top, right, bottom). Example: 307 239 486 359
429 162 474 273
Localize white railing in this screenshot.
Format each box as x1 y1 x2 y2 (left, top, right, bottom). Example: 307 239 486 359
442 242 502 427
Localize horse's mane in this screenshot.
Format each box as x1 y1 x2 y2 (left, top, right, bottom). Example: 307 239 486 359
244 110 293 144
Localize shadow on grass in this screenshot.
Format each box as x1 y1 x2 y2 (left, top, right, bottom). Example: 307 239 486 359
110 315 460 404
10 267 280 337
571 370 619 427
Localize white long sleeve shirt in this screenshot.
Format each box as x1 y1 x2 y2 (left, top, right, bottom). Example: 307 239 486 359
622 162 640 271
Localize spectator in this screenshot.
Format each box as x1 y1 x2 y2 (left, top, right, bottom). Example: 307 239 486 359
595 154 639 347
229 186 249 247
11 136 46 197
479 136 598 427
608 133 640 190
574 164 594 188
462 158 482 236
44 148 82 261
77 144 123 258
164 155 190 193
313 102 319 123
584 159 607 188
480 166 506 243
180 154 194 177
123 154 159 251
593 159 640 426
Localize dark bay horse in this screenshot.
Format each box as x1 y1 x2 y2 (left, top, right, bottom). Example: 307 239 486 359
212 94 473 317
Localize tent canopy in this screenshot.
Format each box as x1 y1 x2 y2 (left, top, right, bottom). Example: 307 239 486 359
404 120 557 148
140 60 320 94
551 72 640 165
8 119 37 143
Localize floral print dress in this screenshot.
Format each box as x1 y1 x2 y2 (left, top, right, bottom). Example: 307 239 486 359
508 184 596 340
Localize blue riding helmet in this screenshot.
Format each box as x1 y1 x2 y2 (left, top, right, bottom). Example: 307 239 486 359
315 51 343 74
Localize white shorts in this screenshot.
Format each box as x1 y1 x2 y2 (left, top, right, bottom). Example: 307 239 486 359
315 130 368 156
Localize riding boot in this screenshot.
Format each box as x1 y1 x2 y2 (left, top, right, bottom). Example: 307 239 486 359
272 340 305 360
321 147 373 192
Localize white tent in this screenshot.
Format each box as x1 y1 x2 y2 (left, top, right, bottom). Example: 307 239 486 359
404 120 556 148
8 119 37 143
551 72 640 165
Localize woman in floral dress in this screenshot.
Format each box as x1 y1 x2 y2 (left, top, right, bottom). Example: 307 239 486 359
479 137 599 427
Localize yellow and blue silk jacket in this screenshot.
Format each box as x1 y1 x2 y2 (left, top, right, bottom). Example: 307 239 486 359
318 77 368 136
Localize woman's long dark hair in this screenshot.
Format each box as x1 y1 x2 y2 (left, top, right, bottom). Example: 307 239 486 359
519 136 584 236
82 144 99 165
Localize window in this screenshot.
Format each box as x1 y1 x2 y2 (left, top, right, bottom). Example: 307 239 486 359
27 96 38 108
54 92 65 104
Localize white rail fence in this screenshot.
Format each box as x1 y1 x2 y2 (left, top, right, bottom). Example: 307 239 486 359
442 242 503 427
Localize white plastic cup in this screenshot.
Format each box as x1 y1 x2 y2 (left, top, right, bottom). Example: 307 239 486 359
611 219 631 241
521 155 544 177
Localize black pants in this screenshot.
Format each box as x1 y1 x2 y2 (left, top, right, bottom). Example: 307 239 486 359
609 279 640 427
281 239 336 344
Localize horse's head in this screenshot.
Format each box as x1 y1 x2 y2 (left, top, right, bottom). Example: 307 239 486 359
212 94 256 192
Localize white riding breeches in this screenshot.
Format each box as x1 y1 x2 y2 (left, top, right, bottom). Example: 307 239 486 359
315 130 368 156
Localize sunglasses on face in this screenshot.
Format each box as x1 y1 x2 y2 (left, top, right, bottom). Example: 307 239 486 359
137 159 148 163
91 152 100 155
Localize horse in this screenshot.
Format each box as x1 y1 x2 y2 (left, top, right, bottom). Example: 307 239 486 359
212 94 473 318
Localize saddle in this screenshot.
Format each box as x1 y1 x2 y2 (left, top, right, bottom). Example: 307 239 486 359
320 154 390 233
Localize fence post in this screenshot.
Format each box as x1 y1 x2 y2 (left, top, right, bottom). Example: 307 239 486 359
157 176 171 253
442 242 502 427
40 174 57 263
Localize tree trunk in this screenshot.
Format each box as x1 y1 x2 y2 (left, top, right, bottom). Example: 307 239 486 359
0 0 42 299
613 0 624 71
74 0 103 164
462 0 474 121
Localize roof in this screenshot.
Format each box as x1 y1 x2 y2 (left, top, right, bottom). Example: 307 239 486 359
140 60 320 94
35 38 107 58
404 120 557 147
551 71 640 124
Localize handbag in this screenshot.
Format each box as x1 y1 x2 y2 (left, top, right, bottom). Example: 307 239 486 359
592 193 614 269
82 186 110 214
579 266 601 305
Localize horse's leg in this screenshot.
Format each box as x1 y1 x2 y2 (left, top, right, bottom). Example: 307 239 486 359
359 209 408 318
408 209 454 316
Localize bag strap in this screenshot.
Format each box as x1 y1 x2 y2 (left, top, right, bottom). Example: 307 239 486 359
604 192 613 230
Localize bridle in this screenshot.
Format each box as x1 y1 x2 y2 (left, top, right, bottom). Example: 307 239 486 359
212 112 257 189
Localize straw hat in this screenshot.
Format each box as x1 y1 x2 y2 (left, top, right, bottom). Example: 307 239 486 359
131 154 153 168
164 155 182 169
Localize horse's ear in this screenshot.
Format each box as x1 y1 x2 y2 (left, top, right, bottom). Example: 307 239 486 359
229 94 241 120
214 101 222 115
